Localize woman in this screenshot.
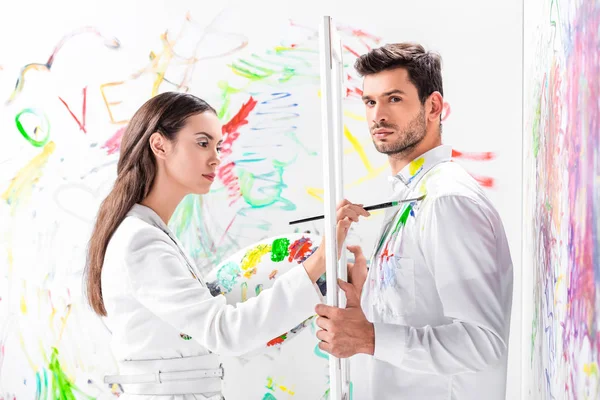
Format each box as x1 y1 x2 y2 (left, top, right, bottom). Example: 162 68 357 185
85 92 368 399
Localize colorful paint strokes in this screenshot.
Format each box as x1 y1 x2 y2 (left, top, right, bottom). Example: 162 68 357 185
524 0 599 398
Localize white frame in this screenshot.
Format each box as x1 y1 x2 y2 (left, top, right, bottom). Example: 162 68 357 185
319 15 350 400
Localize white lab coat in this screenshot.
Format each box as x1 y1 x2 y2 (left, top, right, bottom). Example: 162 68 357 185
101 203 323 399
351 145 513 400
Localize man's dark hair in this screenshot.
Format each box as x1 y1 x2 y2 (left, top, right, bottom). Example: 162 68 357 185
354 43 443 104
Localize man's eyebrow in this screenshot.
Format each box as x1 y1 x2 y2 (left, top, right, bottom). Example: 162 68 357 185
362 89 407 101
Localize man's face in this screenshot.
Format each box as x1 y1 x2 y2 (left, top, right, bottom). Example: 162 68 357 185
362 68 427 156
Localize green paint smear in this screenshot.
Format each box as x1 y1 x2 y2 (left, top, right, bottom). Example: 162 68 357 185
262 394 277 400
170 195 199 238
48 347 92 400
387 203 414 239
255 284 263 295
15 108 50 147
271 238 290 262
531 305 538 366
398 204 413 226
238 159 296 210
314 343 329 360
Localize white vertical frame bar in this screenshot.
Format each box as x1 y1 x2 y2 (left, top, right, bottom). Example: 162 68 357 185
329 21 351 400
319 15 350 400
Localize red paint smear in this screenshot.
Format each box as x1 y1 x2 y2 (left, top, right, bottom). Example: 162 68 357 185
288 237 313 263
452 149 496 161
58 86 87 133
379 244 393 263
221 97 257 138
267 334 286 347
102 126 127 155
343 45 361 58
218 97 258 204
345 27 382 42
217 162 241 205
470 173 495 188
346 86 363 98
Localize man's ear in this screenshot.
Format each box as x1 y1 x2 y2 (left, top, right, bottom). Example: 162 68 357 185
427 91 444 123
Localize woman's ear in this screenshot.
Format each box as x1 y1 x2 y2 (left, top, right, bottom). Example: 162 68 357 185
149 132 168 160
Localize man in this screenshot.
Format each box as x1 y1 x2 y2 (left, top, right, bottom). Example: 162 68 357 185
315 43 513 399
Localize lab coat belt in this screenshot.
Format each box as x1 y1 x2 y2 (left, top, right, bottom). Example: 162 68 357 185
104 354 224 396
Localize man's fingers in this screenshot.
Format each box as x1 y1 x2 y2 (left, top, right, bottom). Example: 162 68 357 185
315 316 333 331
316 329 333 343
347 245 367 261
336 199 351 210
318 340 332 354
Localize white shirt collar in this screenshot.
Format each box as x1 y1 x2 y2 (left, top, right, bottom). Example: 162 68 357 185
388 145 453 193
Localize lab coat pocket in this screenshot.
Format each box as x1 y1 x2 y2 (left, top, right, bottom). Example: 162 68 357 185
381 256 416 318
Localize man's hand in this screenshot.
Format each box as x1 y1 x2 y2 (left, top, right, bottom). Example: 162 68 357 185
315 279 375 358
347 245 368 298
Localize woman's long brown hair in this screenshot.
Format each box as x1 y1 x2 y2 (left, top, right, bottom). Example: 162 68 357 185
85 92 216 316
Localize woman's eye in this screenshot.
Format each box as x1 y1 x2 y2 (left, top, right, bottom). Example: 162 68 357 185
217 147 222 153
197 141 209 148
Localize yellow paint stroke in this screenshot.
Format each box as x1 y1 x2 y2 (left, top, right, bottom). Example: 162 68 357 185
409 157 425 176
2 141 55 214
266 377 295 395
241 282 248 302
346 163 388 188
20 295 27 314
344 125 373 172
305 162 388 201
306 187 324 201
150 33 175 97
555 275 565 306
8 64 50 104
19 333 38 371
240 245 272 278
584 363 598 377
344 110 366 121
58 304 72 342
49 302 57 334
278 385 295 395
305 125 390 200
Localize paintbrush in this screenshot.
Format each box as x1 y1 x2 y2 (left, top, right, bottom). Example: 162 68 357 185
289 194 426 225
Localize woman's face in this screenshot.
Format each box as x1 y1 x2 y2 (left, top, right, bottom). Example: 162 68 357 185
162 111 223 195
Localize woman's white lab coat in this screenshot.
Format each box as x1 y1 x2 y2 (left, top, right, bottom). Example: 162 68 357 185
101 204 323 399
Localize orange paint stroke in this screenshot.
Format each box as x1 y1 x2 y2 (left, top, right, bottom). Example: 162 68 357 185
99 81 129 125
